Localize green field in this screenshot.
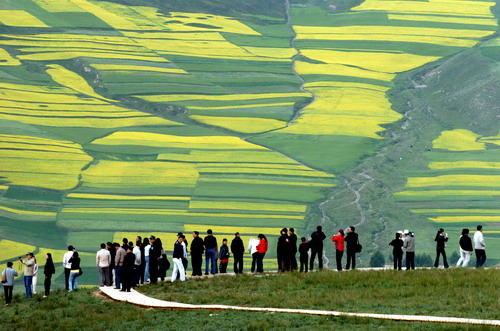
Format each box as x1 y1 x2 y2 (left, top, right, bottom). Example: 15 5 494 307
0 0 499 287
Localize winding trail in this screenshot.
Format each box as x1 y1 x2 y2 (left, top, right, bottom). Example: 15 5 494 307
99 285 500 327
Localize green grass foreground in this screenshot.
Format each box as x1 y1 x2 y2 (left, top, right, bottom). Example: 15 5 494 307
138 269 500 320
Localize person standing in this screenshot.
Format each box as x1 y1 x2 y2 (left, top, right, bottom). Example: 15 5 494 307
19 253 35 298
288 228 298 271
434 228 449 268
32 256 38 295
255 234 268 273
107 242 115 287
190 231 204 276
248 237 260 272
230 232 244 274
62 245 74 291
403 230 415 270
2 262 18 306
299 237 309 273
149 235 161 283
344 226 359 270
68 251 81 292
96 243 111 287
133 240 142 286
43 253 55 297
121 246 135 292
389 233 404 270
331 229 345 271
219 239 230 273
204 229 218 275
171 237 186 282
143 238 150 282
277 228 290 272
114 242 126 289
139 238 146 284
473 225 486 268
309 226 326 271
457 229 473 267
178 232 189 272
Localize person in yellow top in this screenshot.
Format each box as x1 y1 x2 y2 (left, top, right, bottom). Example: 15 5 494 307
19 252 35 298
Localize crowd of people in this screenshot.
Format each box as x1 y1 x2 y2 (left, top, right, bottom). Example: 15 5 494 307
1 224 489 306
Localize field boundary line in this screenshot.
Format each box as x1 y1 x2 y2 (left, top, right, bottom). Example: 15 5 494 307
99 286 500 326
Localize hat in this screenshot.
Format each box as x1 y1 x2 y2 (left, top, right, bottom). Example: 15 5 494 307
149 235 156 239
397 230 403 234
403 230 410 235
26 252 33 256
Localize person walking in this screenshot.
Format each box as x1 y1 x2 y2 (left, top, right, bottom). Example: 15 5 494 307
331 229 345 271
230 232 244 274
309 225 326 271
457 229 473 267
344 226 359 270
277 228 290 272
62 245 74 291
204 229 218 275
219 238 230 273
288 228 298 271
149 236 161 283
121 246 135 292
403 230 415 270
43 253 55 297
190 231 204 276
68 251 81 292
172 237 186 282
299 237 309 273
389 232 404 270
19 252 35 298
434 228 449 268
255 234 268 273
2 262 18 306
96 243 111 287
473 225 486 268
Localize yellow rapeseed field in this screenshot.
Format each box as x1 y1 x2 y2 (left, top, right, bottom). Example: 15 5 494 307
432 129 486 151
0 240 36 262
67 193 190 201
113 232 179 246
157 150 295 164
188 102 295 110
479 132 500 146
92 132 267 150
33 0 85 12
295 61 395 81
196 166 334 178
406 175 500 188
0 10 48 27
199 178 334 187
90 64 187 74
0 48 21 66
183 225 283 235
18 51 168 62
69 0 141 30
429 216 500 223
190 115 286 133
395 190 500 196
387 14 497 26
137 92 309 103
429 161 500 170
188 201 307 213
163 12 261 35
411 209 500 214
0 206 57 217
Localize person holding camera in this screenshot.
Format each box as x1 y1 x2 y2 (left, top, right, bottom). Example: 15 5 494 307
434 228 449 268
19 253 35 298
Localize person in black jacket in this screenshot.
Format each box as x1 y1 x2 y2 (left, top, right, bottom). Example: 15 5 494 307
389 232 404 270
190 231 204 276
121 246 135 292
204 229 218 275
43 253 55 297
171 237 186 282
68 251 81 292
344 226 359 270
230 232 244 274
298 237 309 272
149 236 162 283
309 225 326 271
288 228 298 271
277 228 290 272
457 228 473 267
434 228 449 268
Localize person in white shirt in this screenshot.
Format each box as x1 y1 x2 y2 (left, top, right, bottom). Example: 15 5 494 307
32 257 38 295
143 238 151 282
473 225 486 267
62 245 75 291
133 241 142 286
96 243 111 286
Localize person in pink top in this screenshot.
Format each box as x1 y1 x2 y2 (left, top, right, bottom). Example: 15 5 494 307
331 229 345 271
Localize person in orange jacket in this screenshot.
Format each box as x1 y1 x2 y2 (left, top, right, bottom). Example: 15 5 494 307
331 229 345 271
255 234 268 273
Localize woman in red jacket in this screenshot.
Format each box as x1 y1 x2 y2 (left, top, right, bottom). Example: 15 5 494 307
331 229 345 271
255 234 268 273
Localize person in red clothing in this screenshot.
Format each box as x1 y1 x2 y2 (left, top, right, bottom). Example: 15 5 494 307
331 229 345 271
255 234 268 273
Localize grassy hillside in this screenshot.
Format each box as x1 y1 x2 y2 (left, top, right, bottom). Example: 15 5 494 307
0 0 499 287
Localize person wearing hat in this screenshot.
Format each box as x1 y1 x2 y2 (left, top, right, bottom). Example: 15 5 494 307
389 233 404 270
19 252 35 298
2 261 18 306
403 230 415 270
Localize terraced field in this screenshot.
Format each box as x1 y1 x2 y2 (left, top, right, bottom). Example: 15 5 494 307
0 0 498 284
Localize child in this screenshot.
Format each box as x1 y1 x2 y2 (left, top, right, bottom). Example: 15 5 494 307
219 238 230 273
299 237 309 273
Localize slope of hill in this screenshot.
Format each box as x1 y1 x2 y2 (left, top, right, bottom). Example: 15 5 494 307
0 0 498 281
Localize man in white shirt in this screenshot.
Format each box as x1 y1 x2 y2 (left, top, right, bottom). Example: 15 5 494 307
473 225 486 267
96 243 111 286
133 240 142 286
62 245 75 291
